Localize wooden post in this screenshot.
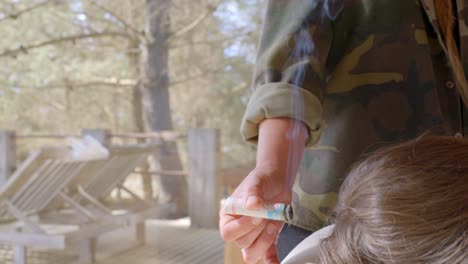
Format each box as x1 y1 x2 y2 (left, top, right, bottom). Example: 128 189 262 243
78 238 96 264
11 226 26 264
13 245 26 264
0 130 15 186
81 129 111 146
136 222 146 245
188 128 221 229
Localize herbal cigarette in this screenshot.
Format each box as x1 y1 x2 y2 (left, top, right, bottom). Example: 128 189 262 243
222 197 294 222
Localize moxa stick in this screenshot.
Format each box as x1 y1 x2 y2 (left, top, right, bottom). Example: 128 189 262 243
222 197 293 222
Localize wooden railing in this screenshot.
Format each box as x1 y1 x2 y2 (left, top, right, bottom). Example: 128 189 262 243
0 129 251 229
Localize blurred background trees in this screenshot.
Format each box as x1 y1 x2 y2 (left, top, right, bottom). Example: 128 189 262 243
0 0 263 216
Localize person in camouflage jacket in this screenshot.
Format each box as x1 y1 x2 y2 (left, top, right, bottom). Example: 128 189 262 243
220 0 468 263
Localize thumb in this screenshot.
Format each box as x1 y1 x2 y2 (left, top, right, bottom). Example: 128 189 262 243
243 170 266 211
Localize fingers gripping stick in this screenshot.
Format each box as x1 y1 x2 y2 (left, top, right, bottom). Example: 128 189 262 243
222 197 294 222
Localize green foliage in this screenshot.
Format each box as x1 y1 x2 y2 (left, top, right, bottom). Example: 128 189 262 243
0 0 264 167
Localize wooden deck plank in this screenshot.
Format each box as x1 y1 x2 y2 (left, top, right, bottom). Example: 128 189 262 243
0 218 223 264
97 218 223 264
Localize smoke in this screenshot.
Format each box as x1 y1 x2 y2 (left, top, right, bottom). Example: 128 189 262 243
323 0 344 20
285 26 310 190
284 0 343 190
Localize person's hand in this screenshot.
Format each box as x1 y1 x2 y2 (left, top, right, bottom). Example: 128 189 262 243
220 163 292 264
220 117 307 263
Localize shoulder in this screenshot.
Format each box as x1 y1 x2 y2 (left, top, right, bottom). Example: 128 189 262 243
281 224 335 264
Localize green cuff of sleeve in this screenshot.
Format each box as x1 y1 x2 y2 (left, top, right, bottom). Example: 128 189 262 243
240 83 323 147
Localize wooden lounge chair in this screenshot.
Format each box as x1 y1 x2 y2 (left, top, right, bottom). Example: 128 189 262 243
0 146 104 264
42 143 160 263
69 144 158 213
0 143 159 264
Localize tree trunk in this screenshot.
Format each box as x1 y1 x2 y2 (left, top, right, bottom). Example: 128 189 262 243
132 81 154 201
140 0 187 217
126 1 154 202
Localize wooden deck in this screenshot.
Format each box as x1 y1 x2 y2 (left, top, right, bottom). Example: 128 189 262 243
0 218 224 264
97 218 224 264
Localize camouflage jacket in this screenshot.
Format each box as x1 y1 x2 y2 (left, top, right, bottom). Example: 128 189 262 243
241 0 468 231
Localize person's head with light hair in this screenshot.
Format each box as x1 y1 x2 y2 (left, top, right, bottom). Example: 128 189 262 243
317 136 468 264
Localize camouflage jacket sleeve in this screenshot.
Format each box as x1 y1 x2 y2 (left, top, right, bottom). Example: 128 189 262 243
240 0 334 147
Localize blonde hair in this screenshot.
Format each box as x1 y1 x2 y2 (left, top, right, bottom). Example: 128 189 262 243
318 136 468 264
435 0 468 106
